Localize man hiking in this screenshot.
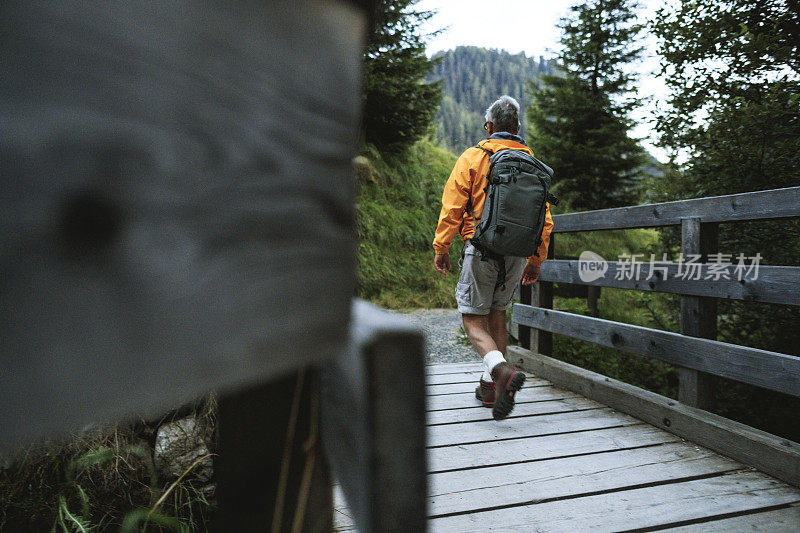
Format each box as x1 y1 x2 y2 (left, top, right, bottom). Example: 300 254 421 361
433 95 554 421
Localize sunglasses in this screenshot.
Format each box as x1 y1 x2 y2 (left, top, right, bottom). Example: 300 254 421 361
483 121 489 131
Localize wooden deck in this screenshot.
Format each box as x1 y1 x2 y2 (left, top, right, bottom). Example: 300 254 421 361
334 361 800 532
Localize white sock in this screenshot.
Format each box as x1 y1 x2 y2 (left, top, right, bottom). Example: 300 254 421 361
481 369 492 382
483 350 506 380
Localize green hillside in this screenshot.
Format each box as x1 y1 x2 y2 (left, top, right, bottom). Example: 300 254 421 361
355 141 460 308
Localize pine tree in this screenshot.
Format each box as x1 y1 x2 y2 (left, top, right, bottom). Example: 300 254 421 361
527 0 645 210
363 0 442 150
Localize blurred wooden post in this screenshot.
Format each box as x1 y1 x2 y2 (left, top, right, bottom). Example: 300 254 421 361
679 217 718 410
215 369 331 532
0 0 366 450
531 234 555 355
320 301 427 533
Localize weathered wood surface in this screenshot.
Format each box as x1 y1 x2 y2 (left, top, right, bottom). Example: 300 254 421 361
531 234 555 355
427 423 676 473
426 370 524 385
429 471 800 532
663 503 800 532
679 217 718 409
335 362 800 532
428 408 641 447
427 379 547 396
518 282 533 349
426 385 580 411
538 260 800 305
428 442 740 517
216 369 332 532
512 304 800 398
0 0 365 449
426 362 485 374
320 300 426 533
551 186 800 232
511 346 800 488
426 396 601 425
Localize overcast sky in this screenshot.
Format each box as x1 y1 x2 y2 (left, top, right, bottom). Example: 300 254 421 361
416 0 670 162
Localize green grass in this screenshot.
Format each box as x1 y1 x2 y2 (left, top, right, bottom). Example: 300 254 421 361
356 140 463 308
0 401 216 532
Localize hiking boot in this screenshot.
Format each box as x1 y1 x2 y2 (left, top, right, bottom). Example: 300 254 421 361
475 379 495 408
490 362 526 420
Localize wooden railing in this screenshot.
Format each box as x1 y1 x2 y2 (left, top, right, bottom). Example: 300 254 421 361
512 186 800 486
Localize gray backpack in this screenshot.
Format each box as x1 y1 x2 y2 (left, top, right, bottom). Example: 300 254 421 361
468 145 558 259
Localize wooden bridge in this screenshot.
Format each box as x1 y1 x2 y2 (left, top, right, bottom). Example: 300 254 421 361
332 186 800 531
426 362 800 531
334 360 800 531
3 3 799 530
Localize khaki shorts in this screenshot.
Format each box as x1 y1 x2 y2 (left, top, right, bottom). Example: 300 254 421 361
455 241 527 315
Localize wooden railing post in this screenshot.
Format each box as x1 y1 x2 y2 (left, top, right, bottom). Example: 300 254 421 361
215 369 332 532
518 283 532 349
679 217 718 410
531 234 555 355
587 286 601 317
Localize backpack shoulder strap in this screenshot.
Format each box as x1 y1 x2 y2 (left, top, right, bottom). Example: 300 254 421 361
474 144 494 157
464 145 494 221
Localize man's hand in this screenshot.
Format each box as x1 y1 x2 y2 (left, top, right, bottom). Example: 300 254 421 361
521 263 540 285
434 253 451 275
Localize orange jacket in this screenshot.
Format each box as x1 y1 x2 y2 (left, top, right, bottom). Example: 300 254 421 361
433 138 553 267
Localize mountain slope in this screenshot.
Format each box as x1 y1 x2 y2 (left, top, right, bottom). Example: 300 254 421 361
429 46 555 154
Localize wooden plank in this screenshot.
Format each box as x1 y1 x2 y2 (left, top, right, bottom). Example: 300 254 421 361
428 442 739 517
216 369 332 532
551 186 800 233
427 379 547 396
426 386 580 412
538 261 800 306
426 371 484 385
679 217 717 409
426 397 601 425
427 408 640 448
0 0 365 449
663 503 800 532
512 304 800 398
429 471 800 532
428 424 677 473
426 370 533 386
511 346 800 487
426 362 485 375
320 301 427 533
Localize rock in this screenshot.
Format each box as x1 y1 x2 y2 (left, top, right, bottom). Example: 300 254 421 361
153 416 213 483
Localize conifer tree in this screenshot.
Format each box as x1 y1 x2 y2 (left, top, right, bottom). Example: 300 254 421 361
527 0 645 210
363 0 442 150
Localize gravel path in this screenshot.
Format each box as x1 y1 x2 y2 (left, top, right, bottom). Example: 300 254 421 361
390 308 483 365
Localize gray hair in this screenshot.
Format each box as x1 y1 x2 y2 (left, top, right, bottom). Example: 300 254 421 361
485 95 520 134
